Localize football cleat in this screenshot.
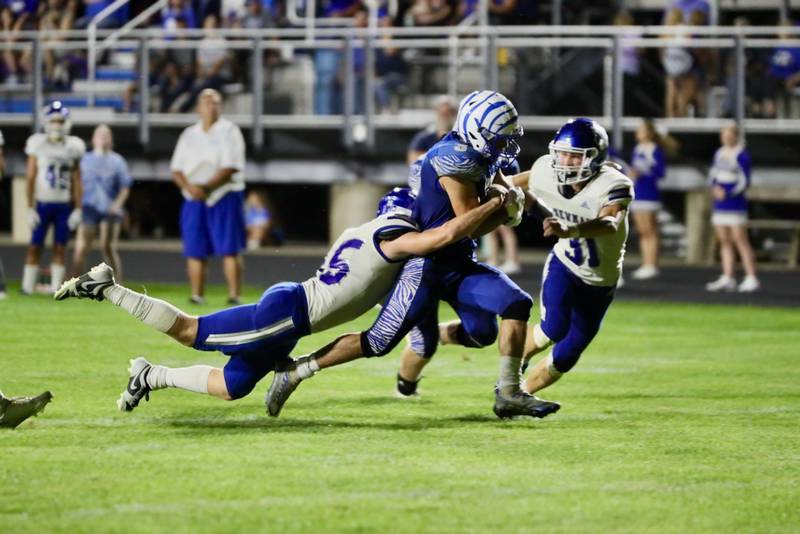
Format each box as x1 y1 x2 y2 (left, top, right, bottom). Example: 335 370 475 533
54 262 115 301
493 388 560 419
0 391 53 429
265 358 308 417
394 374 421 399
117 357 152 412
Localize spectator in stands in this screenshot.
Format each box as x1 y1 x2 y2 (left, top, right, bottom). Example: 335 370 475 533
705 124 759 293
240 0 277 29
245 189 283 250
76 0 128 29
40 0 78 90
662 7 699 117
760 20 800 119
409 0 454 26
663 0 712 25
628 119 671 281
375 9 408 113
406 94 456 164
1 0 38 84
162 0 197 32
614 10 647 116
170 89 246 304
71 125 132 281
180 14 231 112
314 0 362 115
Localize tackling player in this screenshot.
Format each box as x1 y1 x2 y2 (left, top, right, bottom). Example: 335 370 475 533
21 101 85 295
54 189 506 411
513 118 633 399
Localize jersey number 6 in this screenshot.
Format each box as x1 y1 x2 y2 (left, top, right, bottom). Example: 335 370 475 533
565 238 600 268
319 239 364 285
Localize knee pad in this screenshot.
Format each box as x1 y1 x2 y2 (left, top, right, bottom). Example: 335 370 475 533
500 291 533 322
532 323 553 350
456 321 498 348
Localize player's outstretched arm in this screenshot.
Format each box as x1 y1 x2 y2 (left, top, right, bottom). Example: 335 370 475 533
543 203 627 239
381 196 504 260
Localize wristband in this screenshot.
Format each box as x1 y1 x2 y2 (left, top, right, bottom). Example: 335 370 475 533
567 225 580 238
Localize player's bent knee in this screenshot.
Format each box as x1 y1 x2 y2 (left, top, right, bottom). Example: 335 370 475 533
361 330 397 358
457 321 498 348
532 323 554 350
500 291 533 322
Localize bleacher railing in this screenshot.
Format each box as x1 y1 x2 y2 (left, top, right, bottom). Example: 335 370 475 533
2 24 800 149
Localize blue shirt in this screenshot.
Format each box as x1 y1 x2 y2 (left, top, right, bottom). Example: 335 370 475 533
769 47 800 80
413 131 501 259
631 143 665 202
80 150 132 213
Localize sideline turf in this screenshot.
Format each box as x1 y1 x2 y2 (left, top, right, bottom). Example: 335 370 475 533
1 284 798 532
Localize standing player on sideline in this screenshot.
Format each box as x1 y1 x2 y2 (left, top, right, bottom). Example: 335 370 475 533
171 89 246 305
21 101 85 295
71 125 132 281
512 118 633 400
266 91 561 420
55 189 506 411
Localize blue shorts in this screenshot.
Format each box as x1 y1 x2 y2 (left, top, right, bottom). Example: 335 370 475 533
194 282 310 399
82 205 121 227
362 256 532 357
539 254 615 373
181 191 246 259
31 201 71 246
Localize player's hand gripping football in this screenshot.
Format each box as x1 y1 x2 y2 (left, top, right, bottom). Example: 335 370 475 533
504 186 525 227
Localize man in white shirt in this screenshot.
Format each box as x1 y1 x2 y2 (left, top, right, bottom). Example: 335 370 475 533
170 89 246 304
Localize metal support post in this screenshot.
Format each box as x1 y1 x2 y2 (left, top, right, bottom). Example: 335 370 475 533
735 34 746 139
611 35 623 152
365 33 376 149
32 37 43 132
251 37 264 150
343 36 355 148
138 36 150 146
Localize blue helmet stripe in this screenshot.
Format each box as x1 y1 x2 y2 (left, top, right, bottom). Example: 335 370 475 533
494 114 519 136
478 100 505 125
487 109 517 134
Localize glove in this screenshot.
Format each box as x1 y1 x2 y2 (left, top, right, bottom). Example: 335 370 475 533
504 186 525 228
27 208 40 230
67 208 82 231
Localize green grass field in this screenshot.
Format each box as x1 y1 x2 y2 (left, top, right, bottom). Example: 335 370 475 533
1 283 799 533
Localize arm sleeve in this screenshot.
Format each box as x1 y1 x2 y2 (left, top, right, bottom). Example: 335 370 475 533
732 150 752 196
429 151 483 183
654 146 666 180
117 155 133 189
170 132 187 172
602 178 634 208
220 124 245 171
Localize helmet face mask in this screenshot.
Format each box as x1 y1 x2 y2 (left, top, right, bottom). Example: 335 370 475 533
455 91 523 162
548 118 609 186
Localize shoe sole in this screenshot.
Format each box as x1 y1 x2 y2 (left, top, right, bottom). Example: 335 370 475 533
393 387 420 400
493 402 561 420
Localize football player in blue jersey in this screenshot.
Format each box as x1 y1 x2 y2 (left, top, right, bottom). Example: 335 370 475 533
267 91 561 420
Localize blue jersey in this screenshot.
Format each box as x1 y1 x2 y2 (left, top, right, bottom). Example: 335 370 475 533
631 142 665 202
710 146 751 213
80 150 132 214
412 131 501 259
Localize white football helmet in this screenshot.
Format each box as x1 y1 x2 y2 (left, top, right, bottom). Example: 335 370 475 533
453 91 523 163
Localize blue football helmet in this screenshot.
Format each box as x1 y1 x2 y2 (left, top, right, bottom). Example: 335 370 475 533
454 90 523 164
548 118 609 185
377 187 416 217
43 101 71 142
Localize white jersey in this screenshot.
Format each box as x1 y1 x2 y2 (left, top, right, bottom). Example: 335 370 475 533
302 214 418 333
169 117 246 206
25 133 86 203
529 155 634 286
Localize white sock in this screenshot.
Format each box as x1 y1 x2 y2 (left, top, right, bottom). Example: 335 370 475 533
146 364 212 394
50 263 65 292
497 355 522 394
104 284 180 332
296 355 320 379
22 265 38 294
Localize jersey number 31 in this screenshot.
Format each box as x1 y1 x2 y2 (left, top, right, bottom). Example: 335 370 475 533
565 238 600 267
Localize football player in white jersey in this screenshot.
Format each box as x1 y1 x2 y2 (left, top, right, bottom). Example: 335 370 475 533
22 102 85 295
54 188 505 412
513 118 633 399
